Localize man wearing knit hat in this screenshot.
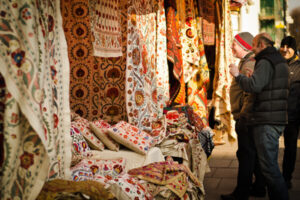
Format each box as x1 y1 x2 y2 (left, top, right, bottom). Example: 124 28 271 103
230 32 289 200
221 32 266 200
280 36 300 189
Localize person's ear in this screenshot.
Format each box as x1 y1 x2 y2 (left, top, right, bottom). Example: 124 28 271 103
258 41 264 48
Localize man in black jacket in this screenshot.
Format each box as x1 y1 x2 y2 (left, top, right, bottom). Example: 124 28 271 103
221 32 265 200
279 36 300 189
230 33 289 200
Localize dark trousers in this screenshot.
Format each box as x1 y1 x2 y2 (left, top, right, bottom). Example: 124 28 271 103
283 123 300 182
253 125 289 200
234 119 265 198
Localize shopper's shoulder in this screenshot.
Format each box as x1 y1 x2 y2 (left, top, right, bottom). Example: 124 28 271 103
290 59 300 67
256 58 272 67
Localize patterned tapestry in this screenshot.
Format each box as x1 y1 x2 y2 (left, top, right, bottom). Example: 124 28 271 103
62 0 127 123
126 0 168 131
156 0 170 113
186 0 210 127
89 0 122 57
198 0 216 45
212 0 236 141
0 0 72 199
177 0 200 83
165 0 185 105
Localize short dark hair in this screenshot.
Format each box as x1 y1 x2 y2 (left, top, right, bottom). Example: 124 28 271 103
258 36 275 47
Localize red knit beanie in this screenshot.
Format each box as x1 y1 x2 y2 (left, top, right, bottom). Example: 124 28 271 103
234 32 253 51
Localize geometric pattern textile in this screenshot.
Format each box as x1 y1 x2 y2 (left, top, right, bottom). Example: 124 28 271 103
89 0 122 57
128 161 202 198
61 0 127 124
0 0 72 199
126 0 162 132
198 0 215 45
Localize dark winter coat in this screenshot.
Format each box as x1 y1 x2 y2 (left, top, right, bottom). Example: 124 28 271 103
286 55 300 123
236 47 289 125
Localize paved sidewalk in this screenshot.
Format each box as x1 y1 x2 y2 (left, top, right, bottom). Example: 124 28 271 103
204 135 300 200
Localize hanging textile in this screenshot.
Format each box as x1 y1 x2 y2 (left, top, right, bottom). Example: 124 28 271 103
89 0 122 57
212 0 236 141
187 0 210 127
62 0 127 123
0 0 72 199
166 0 183 81
177 0 201 83
156 0 170 111
126 0 163 131
198 0 216 45
165 0 185 105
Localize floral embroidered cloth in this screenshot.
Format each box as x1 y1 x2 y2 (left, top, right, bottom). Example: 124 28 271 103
89 0 122 57
0 0 72 199
128 161 201 198
212 0 236 141
71 158 126 182
126 0 166 132
108 173 153 200
177 0 200 83
62 0 127 123
108 121 153 155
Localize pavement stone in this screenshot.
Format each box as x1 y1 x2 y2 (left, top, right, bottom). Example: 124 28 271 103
203 135 300 200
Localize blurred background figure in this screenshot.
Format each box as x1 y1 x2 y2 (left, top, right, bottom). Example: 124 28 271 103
279 36 300 189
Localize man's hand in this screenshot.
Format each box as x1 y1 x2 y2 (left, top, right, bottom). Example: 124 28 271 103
229 63 239 77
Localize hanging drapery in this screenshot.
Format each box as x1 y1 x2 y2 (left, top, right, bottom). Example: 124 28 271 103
156 0 170 114
212 0 236 141
126 0 167 131
0 0 72 199
177 0 201 84
89 0 122 57
186 0 210 126
62 0 127 123
165 0 185 105
198 0 216 45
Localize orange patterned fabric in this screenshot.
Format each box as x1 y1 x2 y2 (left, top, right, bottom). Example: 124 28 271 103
166 0 183 81
61 0 127 123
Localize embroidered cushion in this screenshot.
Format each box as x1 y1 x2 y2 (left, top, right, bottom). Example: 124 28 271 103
70 124 90 154
90 120 120 151
150 116 167 145
72 117 105 151
108 173 152 200
89 158 126 180
70 159 93 182
71 158 126 182
107 121 153 155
